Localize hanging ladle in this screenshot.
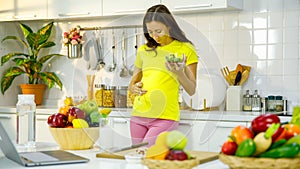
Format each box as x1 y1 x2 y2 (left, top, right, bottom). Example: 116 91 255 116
129 28 139 76
95 30 105 70
107 30 116 72
119 30 129 77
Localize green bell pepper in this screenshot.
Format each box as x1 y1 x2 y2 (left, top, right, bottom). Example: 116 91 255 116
259 142 300 158
268 139 287 150
235 139 256 157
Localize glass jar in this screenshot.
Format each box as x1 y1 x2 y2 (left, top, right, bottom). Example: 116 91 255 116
275 95 283 112
243 90 252 111
252 90 261 112
103 86 115 107
16 94 36 148
94 84 104 107
267 95 276 112
114 86 128 108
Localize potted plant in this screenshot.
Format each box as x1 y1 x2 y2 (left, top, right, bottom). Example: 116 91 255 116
0 22 63 105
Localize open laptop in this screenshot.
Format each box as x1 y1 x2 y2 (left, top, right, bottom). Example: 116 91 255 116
0 122 89 167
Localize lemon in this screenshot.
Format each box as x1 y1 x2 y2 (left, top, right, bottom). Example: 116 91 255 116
72 119 89 128
99 108 112 115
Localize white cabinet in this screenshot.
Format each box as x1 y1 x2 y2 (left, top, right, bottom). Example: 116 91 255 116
0 0 47 21
0 113 16 141
48 0 102 19
102 0 160 16
161 0 243 13
111 118 131 147
207 121 246 152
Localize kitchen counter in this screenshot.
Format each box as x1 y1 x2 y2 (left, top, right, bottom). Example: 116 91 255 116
0 106 292 123
0 144 229 169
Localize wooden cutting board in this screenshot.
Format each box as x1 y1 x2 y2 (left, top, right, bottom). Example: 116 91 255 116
96 149 219 164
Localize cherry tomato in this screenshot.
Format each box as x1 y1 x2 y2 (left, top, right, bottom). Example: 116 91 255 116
221 141 238 155
231 125 254 145
284 124 300 140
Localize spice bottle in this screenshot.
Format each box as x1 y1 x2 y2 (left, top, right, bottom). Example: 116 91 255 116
275 95 283 112
243 90 252 111
267 95 276 112
252 90 261 112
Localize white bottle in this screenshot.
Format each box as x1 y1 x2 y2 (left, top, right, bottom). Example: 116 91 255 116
16 94 36 148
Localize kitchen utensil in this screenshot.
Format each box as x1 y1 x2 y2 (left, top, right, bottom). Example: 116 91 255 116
107 30 116 72
106 142 148 153
239 69 250 85
119 31 129 77
95 31 105 70
234 71 242 85
129 31 139 76
221 66 233 85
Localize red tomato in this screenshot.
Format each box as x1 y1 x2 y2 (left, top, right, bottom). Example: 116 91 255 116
284 124 300 140
231 125 254 145
221 141 238 155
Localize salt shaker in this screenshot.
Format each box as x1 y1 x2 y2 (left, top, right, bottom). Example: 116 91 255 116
16 94 36 148
252 90 261 112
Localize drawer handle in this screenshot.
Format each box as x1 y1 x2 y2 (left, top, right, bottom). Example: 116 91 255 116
113 119 128 124
0 115 11 119
174 4 213 10
10 14 37 19
58 12 90 17
115 9 145 14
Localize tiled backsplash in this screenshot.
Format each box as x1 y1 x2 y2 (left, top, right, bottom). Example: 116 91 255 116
0 0 299 111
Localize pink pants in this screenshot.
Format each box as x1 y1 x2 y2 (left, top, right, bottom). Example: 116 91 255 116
130 116 179 147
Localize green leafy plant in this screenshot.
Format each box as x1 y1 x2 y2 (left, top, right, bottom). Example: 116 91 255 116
0 22 63 94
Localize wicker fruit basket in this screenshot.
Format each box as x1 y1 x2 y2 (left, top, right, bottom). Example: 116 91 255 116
219 154 300 169
49 127 99 150
141 158 198 169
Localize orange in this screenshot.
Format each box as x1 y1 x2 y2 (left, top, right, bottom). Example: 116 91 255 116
145 144 169 160
58 105 71 116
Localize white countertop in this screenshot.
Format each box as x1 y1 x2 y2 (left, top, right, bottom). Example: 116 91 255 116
0 106 292 122
0 145 229 169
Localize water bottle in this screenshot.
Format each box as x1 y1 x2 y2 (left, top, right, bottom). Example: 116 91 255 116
16 94 36 148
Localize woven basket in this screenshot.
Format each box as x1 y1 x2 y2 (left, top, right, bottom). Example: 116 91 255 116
219 154 300 169
142 158 198 169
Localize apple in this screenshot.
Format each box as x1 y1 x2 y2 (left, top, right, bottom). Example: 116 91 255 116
47 113 67 128
68 107 86 120
165 150 188 161
166 130 188 150
77 100 98 115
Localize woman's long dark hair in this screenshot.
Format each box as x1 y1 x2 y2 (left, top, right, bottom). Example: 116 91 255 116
143 4 192 49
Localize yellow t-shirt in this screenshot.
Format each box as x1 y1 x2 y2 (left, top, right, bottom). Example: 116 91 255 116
131 40 198 121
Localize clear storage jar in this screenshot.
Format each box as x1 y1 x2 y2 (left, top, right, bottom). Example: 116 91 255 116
94 84 104 107
103 86 115 107
114 86 128 108
275 95 283 112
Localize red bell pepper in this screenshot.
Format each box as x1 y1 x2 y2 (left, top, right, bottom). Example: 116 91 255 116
251 114 280 134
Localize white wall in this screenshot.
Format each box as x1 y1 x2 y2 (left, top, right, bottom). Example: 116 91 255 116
0 0 299 111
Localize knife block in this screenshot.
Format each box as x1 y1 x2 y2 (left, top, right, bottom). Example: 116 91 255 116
226 86 242 111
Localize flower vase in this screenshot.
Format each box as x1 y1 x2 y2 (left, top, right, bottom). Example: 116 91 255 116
67 44 82 59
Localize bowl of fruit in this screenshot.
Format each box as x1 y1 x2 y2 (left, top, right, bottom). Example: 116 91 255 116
142 130 198 169
47 99 111 150
219 111 300 169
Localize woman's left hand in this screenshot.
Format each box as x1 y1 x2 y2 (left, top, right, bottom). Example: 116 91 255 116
165 54 186 75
